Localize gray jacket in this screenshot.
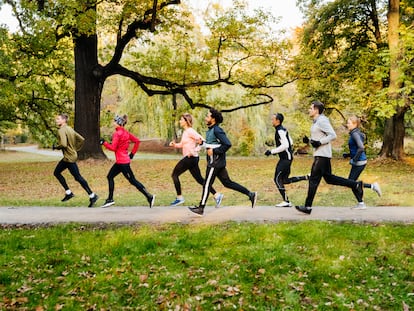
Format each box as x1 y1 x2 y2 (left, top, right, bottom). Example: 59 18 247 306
310 114 337 158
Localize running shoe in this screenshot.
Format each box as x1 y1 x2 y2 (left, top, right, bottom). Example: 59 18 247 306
101 199 115 208
295 205 312 214
215 193 224 208
170 198 185 206
371 182 382 197
88 194 99 208
188 206 204 216
249 192 258 208
276 201 292 207
61 193 74 202
352 202 367 210
148 195 156 208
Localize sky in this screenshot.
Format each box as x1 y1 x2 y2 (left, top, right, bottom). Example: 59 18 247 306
0 0 303 33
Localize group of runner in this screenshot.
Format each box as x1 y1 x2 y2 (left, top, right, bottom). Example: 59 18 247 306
53 100 381 215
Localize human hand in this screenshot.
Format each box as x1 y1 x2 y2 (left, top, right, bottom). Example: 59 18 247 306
342 153 350 158
310 140 321 148
129 153 134 159
99 138 105 145
303 136 310 144
264 150 272 156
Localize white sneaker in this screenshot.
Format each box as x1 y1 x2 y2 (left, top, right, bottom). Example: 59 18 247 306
352 202 367 210
214 193 224 208
372 182 382 197
275 201 292 207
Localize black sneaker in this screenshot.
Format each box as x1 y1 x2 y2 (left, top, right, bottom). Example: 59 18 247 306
249 192 258 208
101 199 115 208
61 193 74 202
148 195 156 208
88 194 99 208
188 206 204 216
295 205 312 215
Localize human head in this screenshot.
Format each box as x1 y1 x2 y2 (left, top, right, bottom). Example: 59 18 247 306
309 100 324 119
347 115 360 131
180 113 193 128
206 108 223 126
114 114 127 127
55 113 69 127
271 113 284 127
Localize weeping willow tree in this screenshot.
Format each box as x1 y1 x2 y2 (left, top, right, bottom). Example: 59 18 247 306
107 1 298 154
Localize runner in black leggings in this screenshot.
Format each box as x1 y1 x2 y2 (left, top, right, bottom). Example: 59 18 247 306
100 115 155 208
169 113 223 207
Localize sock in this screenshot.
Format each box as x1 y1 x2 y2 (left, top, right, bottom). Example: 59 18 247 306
177 195 184 200
65 190 72 195
89 193 95 198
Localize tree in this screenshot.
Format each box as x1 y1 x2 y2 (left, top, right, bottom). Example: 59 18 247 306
295 0 414 160
2 0 294 159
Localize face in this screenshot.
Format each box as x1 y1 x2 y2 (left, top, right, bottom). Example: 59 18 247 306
205 111 215 126
179 116 188 128
308 104 319 118
347 118 357 130
271 115 280 127
55 115 66 127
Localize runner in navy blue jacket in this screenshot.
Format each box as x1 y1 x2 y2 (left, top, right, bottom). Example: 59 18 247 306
188 109 257 215
343 115 381 197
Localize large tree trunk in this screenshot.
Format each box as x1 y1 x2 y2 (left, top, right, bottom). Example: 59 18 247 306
74 33 106 160
380 0 405 160
380 107 405 159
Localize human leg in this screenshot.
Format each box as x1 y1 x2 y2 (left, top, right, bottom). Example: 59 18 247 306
273 159 291 204
67 162 93 195
120 164 154 206
188 157 217 195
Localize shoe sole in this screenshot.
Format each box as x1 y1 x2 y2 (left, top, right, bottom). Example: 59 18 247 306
215 195 224 208
251 192 258 208
150 195 156 208
101 202 115 208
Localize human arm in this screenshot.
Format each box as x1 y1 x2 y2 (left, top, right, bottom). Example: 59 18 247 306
128 133 141 157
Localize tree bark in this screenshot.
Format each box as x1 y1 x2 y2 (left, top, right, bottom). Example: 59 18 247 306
380 0 405 160
74 33 106 160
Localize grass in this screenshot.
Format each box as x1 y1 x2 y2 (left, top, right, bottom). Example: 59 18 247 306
0 222 413 310
0 149 413 310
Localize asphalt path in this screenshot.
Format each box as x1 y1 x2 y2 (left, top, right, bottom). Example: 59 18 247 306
1 205 413 225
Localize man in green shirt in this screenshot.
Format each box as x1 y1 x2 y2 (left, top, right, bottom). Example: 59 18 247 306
53 113 98 207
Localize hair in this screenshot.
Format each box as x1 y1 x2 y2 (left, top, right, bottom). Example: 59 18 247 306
114 114 127 126
311 100 325 114
348 115 361 127
181 113 193 127
209 108 223 124
273 113 284 124
58 113 69 121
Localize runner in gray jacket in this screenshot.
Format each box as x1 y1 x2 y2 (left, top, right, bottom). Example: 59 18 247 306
295 101 365 214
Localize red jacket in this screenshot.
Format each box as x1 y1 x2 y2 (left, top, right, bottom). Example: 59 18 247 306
103 126 140 164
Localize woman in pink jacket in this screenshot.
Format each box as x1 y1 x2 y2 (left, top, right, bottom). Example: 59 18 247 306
100 115 155 208
169 113 223 207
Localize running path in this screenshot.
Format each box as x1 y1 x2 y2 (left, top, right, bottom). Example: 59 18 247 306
0 205 413 225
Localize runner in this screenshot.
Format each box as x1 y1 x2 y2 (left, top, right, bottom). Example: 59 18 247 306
188 108 257 216
100 115 155 208
344 115 382 196
169 113 223 207
53 113 98 207
295 101 365 214
264 113 308 207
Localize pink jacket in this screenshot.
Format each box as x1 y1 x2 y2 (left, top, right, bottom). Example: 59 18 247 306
103 127 140 164
174 128 203 157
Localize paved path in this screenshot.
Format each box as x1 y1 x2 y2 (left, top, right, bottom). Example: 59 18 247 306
1 205 413 225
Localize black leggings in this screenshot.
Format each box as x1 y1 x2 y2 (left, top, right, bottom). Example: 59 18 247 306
54 160 92 194
305 156 362 207
172 156 216 196
107 163 150 200
274 159 307 202
348 164 371 188
200 166 250 207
